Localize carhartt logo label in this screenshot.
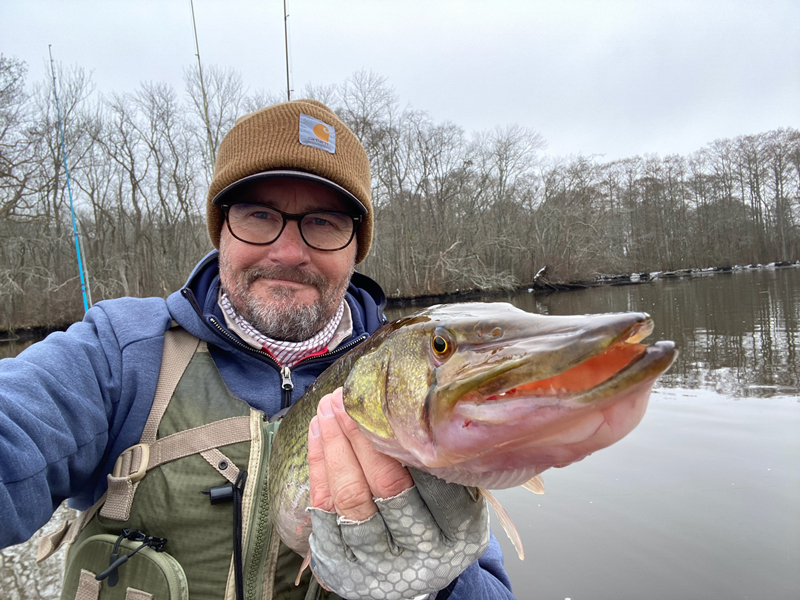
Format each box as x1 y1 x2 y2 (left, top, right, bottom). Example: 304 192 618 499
299 113 336 154
313 123 330 142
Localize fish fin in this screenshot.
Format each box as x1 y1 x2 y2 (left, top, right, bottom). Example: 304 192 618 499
298 550 333 592
479 488 525 561
522 475 545 494
295 550 311 586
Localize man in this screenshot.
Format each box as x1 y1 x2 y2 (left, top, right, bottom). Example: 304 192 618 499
0 100 514 599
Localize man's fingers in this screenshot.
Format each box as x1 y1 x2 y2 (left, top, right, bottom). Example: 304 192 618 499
309 388 413 523
317 391 377 522
308 416 334 511
330 388 413 500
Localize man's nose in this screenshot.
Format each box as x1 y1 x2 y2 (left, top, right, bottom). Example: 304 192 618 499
268 221 309 265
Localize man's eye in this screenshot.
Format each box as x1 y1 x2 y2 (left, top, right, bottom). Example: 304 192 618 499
245 210 276 221
305 213 349 230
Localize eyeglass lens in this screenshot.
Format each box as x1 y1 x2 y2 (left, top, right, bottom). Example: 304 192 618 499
226 204 356 250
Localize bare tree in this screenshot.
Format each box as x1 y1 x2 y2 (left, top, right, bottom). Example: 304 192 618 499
0 58 798 330
184 64 247 181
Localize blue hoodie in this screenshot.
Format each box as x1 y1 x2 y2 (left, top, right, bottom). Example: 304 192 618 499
0 251 514 599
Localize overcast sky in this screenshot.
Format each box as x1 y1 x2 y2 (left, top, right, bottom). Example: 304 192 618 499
3 0 798 160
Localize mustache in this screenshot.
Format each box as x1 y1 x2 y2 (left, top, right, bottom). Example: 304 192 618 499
242 265 327 289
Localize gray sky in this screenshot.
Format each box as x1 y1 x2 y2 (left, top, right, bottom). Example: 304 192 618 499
3 0 798 160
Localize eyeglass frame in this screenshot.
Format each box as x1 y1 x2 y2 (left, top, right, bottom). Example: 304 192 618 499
219 203 363 252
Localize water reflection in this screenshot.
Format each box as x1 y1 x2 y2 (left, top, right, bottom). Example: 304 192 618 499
384 267 800 599
387 266 800 398
1 266 798 599
0 338 35 360
6 267 799 391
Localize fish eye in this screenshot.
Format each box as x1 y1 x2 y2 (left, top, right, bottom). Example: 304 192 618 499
431 328 455 360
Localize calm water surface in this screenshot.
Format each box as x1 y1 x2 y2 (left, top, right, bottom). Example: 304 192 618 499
390 266 800 599
2 266 799 599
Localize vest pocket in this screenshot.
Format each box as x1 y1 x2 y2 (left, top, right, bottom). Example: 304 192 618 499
61 534 188 600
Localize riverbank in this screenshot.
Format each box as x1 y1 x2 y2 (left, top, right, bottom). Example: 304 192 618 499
385 260 800 308
3 261 798 339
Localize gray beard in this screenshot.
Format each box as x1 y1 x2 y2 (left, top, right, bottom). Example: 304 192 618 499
237 288 328 342
219 253 353 342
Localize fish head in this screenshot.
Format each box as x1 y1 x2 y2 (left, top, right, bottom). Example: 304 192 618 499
342 302 677 488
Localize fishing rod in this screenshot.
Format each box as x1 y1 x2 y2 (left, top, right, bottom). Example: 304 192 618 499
48 45 91 313
283 0 291 100
190 0 216 166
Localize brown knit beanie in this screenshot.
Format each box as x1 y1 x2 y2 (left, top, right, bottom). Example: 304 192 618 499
207 99 373 264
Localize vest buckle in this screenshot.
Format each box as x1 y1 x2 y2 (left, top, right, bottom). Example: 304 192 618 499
111 443 151 483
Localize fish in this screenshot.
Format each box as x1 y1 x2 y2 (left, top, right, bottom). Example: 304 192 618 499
268 302 677 560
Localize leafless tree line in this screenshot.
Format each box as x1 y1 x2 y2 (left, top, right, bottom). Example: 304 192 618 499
1 55 798 331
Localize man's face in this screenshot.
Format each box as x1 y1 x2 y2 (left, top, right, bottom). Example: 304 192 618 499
218 177 357 341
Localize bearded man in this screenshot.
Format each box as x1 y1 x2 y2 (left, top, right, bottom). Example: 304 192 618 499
0 100 515 600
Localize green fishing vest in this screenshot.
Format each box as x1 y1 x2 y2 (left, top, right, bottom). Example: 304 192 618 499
38 327 340 600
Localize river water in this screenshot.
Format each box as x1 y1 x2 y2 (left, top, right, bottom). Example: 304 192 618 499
2 266 799 599
390 265 800 600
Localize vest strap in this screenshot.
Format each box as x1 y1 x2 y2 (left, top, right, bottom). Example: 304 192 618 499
75 569 101 600
200 448 241 484
92 327 200 522
102 416 252 521
142 327 201 445
37 494 106 563
148 416 252 471
36 518 69 563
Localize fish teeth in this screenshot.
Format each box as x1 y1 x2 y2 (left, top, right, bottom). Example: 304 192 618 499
625 320 654 344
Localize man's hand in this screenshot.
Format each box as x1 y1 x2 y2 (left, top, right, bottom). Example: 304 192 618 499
306 388 490 600
308 387 413 520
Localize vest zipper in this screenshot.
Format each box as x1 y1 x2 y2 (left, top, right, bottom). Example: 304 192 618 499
95 529 168 586
232 470 248 600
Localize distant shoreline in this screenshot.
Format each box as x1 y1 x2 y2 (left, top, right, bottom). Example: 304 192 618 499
2 261 798 341
385 261 800 308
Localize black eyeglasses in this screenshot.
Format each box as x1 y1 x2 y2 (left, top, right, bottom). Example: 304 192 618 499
221 204 362 251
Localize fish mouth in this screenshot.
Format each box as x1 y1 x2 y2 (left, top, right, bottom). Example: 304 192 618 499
452 316 676 423
453 338 676 425
428 315 678 470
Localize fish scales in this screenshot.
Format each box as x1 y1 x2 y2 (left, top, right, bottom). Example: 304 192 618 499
267 302 677 557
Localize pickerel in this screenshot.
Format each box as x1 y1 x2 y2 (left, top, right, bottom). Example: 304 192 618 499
269 302 677 559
